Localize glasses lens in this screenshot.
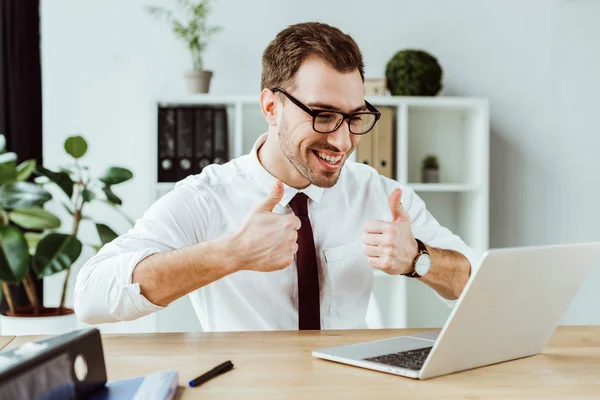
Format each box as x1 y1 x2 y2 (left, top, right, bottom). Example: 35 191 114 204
314 112 344 133
349 113 377 134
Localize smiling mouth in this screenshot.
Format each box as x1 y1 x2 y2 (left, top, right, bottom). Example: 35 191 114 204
312 150 343 165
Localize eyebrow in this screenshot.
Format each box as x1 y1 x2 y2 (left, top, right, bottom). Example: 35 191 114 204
306 102 368 113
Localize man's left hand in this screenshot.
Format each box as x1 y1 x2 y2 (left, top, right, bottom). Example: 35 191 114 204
361 188 419 275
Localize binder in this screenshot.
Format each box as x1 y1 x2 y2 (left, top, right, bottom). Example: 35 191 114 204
193 107 213 175
175 107 194 181
212 107 228 165
0 328 107 399
157 107 177 182
355 106 395 179
158 105 230 182
372 107 395 179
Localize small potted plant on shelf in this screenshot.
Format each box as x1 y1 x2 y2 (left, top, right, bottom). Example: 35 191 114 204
0 134 134 335
421 154 440 183
146 0 222 94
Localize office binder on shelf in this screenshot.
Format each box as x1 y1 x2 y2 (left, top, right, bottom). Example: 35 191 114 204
373 107 395 179
158 105 230 183
356 106 395 179
212 107 229 166
193 107 214 175
157 107 177 182
175 107 194 181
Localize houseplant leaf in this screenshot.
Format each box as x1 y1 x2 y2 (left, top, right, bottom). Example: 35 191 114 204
0 182 52 209
16 160 36 182
35 165 74 198
0 206 8 225
8 207 61 230
0 134 5 153
0 225 30 283
32 233 82 278
98 167 133 185
96 223 118 245
64 135 88 159
102 186 122 205
82 188 96 202
0 152 17 185
24 232 42 255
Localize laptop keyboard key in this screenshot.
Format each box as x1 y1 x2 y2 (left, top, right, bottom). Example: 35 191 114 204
364 346 433 371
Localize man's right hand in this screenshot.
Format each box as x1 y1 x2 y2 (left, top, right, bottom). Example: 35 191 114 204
228 179 301 272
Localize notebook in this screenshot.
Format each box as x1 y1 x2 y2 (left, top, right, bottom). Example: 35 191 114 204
88 370 179 400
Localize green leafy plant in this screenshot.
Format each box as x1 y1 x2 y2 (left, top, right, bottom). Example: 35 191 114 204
422 154 440 170
385 50 443 96
146 0 222 70
0 134 134 316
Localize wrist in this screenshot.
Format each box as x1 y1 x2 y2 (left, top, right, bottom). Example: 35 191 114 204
218 233 243 274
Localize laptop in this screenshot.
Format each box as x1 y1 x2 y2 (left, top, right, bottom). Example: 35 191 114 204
312 242 600 380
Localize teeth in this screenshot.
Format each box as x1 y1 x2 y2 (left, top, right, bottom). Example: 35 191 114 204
316 151 342 164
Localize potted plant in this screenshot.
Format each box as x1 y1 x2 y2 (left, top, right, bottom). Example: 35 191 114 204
421 154 440 183
146 0 222 94
0 134 134 335
385 49 443 96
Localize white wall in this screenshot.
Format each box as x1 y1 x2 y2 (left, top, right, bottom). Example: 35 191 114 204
40 0 600 325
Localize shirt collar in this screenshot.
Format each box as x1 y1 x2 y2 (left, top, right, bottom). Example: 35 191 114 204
247 133 324 207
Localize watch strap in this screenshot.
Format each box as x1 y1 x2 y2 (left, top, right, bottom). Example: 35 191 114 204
402 239 429 278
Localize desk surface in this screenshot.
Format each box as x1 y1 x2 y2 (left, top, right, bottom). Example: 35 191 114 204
4 326 600 399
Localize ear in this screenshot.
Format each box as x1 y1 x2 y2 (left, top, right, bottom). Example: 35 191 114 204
260 88 279 127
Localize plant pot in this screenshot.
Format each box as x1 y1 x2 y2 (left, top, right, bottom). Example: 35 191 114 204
184 70 213 94
0 306 77 336
422 168 439 183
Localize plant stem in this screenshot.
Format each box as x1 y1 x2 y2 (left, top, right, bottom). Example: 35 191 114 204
23 274 40 315
59 169 84 312
1 283 15 315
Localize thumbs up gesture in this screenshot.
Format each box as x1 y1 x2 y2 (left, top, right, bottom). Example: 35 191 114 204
361 188 419 275
229 179 301 273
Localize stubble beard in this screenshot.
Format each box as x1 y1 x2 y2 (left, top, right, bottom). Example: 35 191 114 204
278 120 343 188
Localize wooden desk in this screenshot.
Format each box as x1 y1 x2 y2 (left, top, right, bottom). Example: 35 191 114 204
4 326 600 399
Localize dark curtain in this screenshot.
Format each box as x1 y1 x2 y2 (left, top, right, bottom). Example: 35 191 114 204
0 0 44 313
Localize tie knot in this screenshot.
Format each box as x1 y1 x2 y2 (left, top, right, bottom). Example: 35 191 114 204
289 192 309 217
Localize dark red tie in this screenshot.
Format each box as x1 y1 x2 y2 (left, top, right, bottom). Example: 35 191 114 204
289 193 321 330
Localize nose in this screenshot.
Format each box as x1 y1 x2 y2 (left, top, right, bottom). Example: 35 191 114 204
327 121 353 153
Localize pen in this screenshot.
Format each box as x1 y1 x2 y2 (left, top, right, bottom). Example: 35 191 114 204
188 360 234 388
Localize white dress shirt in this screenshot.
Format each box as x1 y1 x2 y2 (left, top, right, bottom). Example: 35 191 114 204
74 133 479 331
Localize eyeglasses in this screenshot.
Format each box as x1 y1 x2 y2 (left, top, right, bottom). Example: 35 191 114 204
271 87 381 135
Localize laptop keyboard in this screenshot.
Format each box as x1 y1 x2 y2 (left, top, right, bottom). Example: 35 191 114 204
364 346 433 371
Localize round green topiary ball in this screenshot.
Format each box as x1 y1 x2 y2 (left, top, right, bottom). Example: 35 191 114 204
385 50 443 96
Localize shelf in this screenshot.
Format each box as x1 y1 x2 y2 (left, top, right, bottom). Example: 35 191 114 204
367 95 487 109
407 183 479 192
158 95 258 106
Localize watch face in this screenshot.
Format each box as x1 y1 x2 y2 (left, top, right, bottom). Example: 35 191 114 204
415 253 432 277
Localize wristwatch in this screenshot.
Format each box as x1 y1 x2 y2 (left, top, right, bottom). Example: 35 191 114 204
403 239 431 278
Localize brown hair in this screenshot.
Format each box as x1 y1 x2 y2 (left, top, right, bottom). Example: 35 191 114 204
261 22 365 90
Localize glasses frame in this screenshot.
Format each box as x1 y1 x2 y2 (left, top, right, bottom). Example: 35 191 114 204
271 87 381 135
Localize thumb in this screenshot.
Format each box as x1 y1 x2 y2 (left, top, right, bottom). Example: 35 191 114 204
388 188 408 222
259 179 284 212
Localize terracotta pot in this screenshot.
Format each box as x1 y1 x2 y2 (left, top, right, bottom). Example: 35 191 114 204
1 306 77 335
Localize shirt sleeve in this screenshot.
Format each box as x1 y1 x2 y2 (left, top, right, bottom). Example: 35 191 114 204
380 177 481 308
73 181 212 324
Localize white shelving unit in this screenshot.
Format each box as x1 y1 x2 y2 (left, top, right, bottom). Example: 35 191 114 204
105 94 489 334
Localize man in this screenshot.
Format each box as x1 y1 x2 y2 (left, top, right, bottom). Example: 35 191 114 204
74 22 476 331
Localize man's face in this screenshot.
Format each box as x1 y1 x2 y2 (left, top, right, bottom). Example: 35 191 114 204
277 57 365 188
